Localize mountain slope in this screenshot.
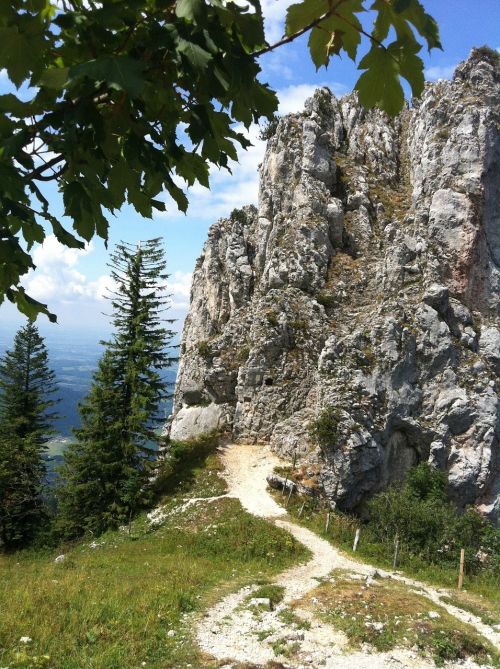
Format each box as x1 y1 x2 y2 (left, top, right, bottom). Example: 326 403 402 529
169 48 500 523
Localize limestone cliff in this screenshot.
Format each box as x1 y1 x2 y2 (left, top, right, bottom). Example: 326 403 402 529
168 48 500 523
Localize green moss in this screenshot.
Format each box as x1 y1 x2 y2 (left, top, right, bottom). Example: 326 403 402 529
247 584 285 609
316 291 336 309
197 340 211 360
354 344 375 371
290 319 308 332
435 127 450 142
237 345 250 362
266 312 279 327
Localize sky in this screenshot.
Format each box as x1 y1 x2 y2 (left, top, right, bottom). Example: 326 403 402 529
1 0 499 344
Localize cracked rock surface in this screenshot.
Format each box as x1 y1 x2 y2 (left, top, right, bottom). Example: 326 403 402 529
168 49 500 523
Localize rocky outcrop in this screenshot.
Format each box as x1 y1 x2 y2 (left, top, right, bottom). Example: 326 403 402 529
168 48 500 523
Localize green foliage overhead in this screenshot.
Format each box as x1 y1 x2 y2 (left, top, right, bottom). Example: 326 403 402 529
0 0 440 320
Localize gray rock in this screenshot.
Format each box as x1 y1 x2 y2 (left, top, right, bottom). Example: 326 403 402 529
168 49 500 524
479 327 500 374
169 404 231 441
423 284 449 314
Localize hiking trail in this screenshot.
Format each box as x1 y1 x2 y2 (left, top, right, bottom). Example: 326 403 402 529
196 443 500 669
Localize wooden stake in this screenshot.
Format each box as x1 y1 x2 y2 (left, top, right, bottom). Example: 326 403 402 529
393 534 400 569
282 474 288 496
353 528 360 552
325 512 330 534
298 501 306 518
292 451 297 470
458 548 465 589
286 486 293 507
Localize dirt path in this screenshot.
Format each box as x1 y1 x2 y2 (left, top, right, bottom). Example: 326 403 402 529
196 443 499 668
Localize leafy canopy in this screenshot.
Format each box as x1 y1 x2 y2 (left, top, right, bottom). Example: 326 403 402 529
0 0 440 320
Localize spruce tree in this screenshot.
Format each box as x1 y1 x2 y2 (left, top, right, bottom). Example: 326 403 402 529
58 239 175 537
0 322 58 549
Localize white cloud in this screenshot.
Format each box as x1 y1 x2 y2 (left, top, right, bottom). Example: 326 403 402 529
276 81 346 113
24 235 113 304
167 271 193 309
264 51 295 81
159 122 265 219
23 236 192 325
425 64 456 81
261 0 295 42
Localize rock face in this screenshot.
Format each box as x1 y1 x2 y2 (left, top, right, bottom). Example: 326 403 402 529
169 49 500 523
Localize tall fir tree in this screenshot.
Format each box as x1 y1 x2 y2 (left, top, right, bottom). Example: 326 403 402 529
0 322 58 549
58 239 176 538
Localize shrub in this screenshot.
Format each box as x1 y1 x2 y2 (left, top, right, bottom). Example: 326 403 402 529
309 406 342 450
259 115 279 140
229 207 248 225
290 319 308 332
367 464 500 574
238 345 250 362
152 432 220 497
266 312 279 327
406 462 447 501
316 291 336 309
197 340 211 360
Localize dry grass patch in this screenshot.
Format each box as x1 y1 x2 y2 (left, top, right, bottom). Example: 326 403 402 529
298 572 500 667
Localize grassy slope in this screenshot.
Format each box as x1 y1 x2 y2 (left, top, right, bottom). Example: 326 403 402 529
0 439 308 669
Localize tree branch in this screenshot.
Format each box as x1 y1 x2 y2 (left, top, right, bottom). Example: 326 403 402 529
253 0 348 58
25 155 65 182
253 0 388 59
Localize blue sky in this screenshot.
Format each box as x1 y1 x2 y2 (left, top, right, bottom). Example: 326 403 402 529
1 0 499 342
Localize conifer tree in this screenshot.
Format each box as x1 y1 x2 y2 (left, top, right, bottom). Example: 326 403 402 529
58 239 175 537
0 322 58 549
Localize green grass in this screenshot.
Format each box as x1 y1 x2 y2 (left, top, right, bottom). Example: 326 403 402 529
0 436 308 669
270 637 300 658
250 584 285 608
277 607 311 630
271 490 500 608
300 572 500 667
152 433 228 499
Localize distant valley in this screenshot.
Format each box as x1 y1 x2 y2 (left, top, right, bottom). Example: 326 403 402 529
0 331 177 484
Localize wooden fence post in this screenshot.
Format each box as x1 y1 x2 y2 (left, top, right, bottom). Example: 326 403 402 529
325 512 330 534
353 528 360 552
458 548 465 589
286 486 293 507
298 501 306 518
393 534 400 569
282 474 288 496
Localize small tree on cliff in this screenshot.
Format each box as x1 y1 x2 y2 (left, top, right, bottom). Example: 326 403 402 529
0 322 58 549
58 239 176 537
